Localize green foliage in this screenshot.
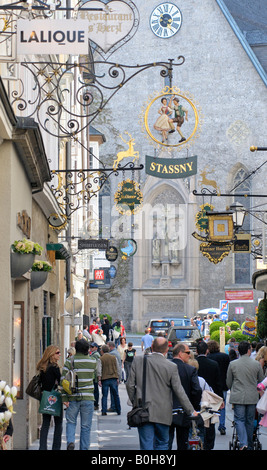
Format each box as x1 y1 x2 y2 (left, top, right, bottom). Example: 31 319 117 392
226 321 240 331
257 299 267 340
209 321 226 335
210 329 231 344
99 313 113 324
231 330 249 342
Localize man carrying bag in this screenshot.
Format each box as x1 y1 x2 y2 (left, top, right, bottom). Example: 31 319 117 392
126 336 198 450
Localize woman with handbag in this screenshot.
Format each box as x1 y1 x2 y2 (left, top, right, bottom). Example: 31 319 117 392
36 345 62 450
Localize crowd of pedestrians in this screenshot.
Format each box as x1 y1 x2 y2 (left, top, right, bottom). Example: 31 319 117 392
24 314 267 452
33 316 135 450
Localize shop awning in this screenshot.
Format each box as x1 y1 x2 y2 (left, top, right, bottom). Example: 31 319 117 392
46 243 71 260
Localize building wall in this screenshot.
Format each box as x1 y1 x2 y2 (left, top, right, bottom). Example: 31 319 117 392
95 0 267 329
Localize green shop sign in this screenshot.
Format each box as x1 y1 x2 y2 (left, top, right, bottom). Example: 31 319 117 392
145 155 197 179
114 179 143 215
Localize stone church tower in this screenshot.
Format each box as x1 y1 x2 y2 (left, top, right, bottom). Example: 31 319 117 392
95 0 267 331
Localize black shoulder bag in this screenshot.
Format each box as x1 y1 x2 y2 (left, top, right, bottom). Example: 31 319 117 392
127 355 149 427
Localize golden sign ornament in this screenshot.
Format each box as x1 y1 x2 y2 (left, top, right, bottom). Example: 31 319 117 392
113 132 139 170
114 179 143 215
139 86 203 151
195 203 214 233
207 214 234 243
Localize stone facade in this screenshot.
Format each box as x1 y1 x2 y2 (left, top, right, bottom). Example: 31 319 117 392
95 0 266 330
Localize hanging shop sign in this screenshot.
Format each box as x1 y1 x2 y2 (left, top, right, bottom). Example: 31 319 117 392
90 267 111 288
79 0 136 55
16 1 136 56
105 246 118 262
109 265 117 279
140 86 203 151
114 179 143 215
78 239 109 250
145 154 197 179
200 242 232 264
119 238 137 259
207 214 234 243
17 19 90 54
232 234 251 253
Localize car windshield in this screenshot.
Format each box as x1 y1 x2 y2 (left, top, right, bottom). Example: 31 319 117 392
171 328 200 341
171 319 190 326
151 321 169 328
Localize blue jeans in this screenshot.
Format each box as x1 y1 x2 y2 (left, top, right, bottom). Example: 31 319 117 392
233 404 256 449
66 400 94 450
138 422 170 450
218 390 227 431
101 378 121 414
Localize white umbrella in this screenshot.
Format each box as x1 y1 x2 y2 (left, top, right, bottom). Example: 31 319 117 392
197 308 221 315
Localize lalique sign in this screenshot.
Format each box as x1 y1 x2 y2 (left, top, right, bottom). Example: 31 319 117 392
16 1 135 55
17 20 89 55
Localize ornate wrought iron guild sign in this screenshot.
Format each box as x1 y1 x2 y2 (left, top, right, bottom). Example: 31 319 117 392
114 179 143 215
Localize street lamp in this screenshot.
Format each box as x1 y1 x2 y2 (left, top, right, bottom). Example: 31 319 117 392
229 202 246 230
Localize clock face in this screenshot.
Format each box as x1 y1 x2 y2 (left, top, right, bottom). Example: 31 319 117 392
150 3 182 38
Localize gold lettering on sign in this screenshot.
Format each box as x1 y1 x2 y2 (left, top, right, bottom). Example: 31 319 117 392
17 210 31 238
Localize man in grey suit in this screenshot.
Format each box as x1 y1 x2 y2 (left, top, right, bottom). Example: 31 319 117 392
226 340 264 450
126 336 198 450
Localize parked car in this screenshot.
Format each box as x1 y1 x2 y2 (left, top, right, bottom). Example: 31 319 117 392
167 325 202 357
163 315 191 327
146 315 191 337
146 319 170 337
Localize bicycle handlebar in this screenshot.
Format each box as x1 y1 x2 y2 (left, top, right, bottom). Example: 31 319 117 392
172 406 221 420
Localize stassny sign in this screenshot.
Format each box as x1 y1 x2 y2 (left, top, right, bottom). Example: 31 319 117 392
145 155 197 179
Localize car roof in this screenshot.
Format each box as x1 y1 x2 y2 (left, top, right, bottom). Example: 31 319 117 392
148 318 170 322
168 325 198 329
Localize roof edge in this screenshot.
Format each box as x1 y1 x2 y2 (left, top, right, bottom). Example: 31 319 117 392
216 0 267 87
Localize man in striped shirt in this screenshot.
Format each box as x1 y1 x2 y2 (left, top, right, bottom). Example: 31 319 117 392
61 339 96 450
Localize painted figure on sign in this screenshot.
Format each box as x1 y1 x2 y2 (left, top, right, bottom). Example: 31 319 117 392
154 97 175 143
169 96 188 143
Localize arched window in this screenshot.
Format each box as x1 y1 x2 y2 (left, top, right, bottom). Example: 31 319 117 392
233 169 251 284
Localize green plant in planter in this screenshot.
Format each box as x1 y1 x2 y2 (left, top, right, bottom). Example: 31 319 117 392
209 321 226 335
231 330 249 342
31 261 52 272
12 238 43 256
226 321 240 331
210 329 231 344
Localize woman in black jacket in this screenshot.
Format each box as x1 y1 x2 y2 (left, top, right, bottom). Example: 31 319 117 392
102 318 112 342
36 345 62 450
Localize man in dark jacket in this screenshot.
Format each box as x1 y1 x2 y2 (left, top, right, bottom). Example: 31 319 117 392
207 340 230 435
196 341 224 450
169 343 202 450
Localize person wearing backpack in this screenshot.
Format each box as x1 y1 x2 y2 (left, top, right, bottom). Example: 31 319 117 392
61 339 96 450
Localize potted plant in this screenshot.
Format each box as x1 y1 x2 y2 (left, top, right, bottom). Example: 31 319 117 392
31 260 52 290
10 238 43 278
